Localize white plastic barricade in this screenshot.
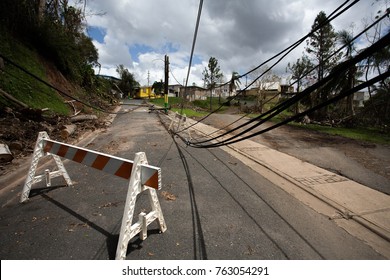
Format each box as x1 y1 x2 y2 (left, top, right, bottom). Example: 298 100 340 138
20 131 167 260
168 112 192 140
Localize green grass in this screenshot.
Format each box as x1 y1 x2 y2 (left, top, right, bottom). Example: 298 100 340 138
245 110 390 145
293 123 390 145
149 97 183 107
0 28 69 115
150 97 226 117
171 108 209 118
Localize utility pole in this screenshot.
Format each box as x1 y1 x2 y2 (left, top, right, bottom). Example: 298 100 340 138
147 71 150 86
164 55 169 113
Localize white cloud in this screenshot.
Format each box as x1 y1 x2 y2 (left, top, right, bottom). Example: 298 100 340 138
79 0 383 86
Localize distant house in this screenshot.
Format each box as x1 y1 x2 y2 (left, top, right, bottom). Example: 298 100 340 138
280 84 294 96
353 91 370 107
214 83 230 98
134 86 156 99
179 86 207 101
168 84 181 97
243 82 294 101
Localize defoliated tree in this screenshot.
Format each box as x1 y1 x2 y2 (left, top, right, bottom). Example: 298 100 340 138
202 57 223 110
249 65 281 113
337 29 359 117
306 11 341 119
287 55 314 114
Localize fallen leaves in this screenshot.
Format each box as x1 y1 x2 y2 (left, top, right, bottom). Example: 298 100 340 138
161 191 176 201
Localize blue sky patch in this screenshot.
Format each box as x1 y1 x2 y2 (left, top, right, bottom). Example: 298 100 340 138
191 54 203 65
129 44 155 62
87 26 106 44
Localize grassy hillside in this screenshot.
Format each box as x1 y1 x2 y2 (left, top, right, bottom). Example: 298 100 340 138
0 28 70 115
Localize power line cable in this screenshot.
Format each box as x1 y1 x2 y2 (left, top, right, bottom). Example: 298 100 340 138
181 0 204 114
176 0 360 133
189 32 390 148
192 70 389 148
188 9 389 143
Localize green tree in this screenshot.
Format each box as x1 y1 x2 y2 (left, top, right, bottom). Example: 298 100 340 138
152 80 164 96
202 57 223 110
306 11 341 119
116 65 140 97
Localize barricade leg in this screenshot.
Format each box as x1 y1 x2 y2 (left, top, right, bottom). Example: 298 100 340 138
20 132 47 202
148 187 167 233
115 152 167 260
20 131 72 203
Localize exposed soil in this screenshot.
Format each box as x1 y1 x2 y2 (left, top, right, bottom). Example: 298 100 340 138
0 57 114 176
0 108 108 176
203 113 390 195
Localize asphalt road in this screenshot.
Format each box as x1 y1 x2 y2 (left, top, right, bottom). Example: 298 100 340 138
0 103 385 260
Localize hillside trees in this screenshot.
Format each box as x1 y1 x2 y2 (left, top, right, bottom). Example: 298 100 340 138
0 0 98 84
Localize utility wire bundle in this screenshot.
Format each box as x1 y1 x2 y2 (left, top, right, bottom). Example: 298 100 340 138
174 0 389 149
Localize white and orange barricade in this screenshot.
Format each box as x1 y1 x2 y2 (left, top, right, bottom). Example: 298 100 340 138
20 131 167 260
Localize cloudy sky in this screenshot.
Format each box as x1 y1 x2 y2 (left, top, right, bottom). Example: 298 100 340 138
80 0 385 87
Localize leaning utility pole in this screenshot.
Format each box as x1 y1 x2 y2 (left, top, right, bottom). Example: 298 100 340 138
164 55 169 113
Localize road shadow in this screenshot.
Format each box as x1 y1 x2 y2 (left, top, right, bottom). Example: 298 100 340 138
41 193 162 260
106 228 161 260
29 185 68 198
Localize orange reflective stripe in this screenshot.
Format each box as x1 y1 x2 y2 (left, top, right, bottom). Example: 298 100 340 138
73 149 88 163
41 139 160 189
91 155 110 170
144 171 159 189
115 162 133 179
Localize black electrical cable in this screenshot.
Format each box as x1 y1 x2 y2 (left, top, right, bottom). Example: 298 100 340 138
181 0 204 115
193 70 389 148
188 9 390 144
189 32 390 148
176 0 360 134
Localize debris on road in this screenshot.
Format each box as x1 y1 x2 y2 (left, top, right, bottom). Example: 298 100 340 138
0 143 13 163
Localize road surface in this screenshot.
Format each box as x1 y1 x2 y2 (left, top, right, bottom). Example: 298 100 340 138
0 103 387 259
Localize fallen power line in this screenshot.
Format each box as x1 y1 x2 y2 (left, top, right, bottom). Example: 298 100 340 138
187 32 390 148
